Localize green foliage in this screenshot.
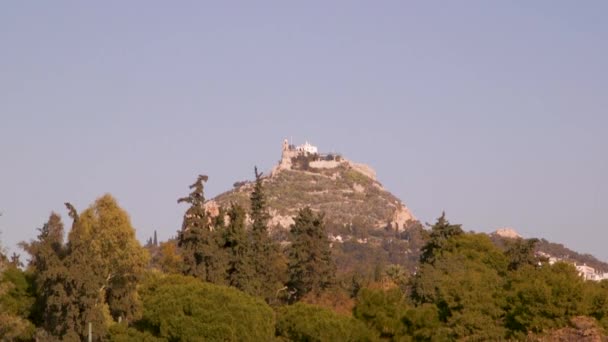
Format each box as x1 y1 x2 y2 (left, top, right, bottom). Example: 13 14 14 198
412 228 509 340
138 274 275 341
402 304 449 341
353 288 409 339
177 175 227 284
0 266 35 319
153 240 183 274
287 207 336 302
505 237 539 270
108 323 165 342
0 265 36 340
584 280 608 330
276 302 376 341
249 167 285 303
419 212 463 265
77 195 149 322
223 203 255 294
21 196 148 340
505 262 586 336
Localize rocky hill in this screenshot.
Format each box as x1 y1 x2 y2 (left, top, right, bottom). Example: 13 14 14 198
490 229 608 272
204 140 415 231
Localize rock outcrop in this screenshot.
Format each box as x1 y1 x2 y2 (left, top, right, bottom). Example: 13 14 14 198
493 227 522 239
206 140 416 231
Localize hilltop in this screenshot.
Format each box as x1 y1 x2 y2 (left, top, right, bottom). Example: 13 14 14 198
205 140 415 231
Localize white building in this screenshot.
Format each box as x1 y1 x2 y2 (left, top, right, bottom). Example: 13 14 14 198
296 141 318 155
575 264 608 281
577 264 597 281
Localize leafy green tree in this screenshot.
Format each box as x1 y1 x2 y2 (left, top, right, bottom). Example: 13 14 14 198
153 240 183 274
0 262 36 340
177 175 226 284
82 196 149 315
23 197 148 339
223 204 254 294
401 303 449 341
249 167 285 302
276 302 376 341
353 287 409 339
583 280 608 330
287 207 335 302
137 274 275 341
505 237 539 270
505 262 585 337
62 202 112 339
411 232 509 340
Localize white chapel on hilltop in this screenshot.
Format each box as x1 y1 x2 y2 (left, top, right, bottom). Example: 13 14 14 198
282 139 318 155
296 141 318 154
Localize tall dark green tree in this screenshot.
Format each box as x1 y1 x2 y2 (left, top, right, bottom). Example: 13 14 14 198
419 212 463 265
249 167 284 302
177 175 226 284
20 212 69 335
223 204 254 293
287 207 335 302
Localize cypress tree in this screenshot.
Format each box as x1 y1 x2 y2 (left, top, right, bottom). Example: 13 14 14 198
249 167 284 303
287 207 335 302
223 204 254 293
177 175 226 284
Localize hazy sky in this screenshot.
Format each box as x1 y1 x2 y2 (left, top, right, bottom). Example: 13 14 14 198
1 2 607 260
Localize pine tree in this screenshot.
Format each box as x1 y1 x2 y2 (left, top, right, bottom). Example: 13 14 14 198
223 204 254 293
177 175 226 284
249 167 284 302
20 212 69 335
287 207 335 302
419 212 463 265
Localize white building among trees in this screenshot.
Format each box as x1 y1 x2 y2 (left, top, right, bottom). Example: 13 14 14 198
296 141 318 154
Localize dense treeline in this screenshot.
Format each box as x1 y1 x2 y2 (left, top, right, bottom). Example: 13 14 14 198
2 170 608 341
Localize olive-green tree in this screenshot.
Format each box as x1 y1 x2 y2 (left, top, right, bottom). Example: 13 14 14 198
62 195 149 339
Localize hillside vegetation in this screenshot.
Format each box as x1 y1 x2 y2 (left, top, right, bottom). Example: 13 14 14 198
209 159 414 231
3 155 608 340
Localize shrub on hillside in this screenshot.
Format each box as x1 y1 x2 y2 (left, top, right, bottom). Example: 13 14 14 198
138 274 275 341
276 302 376 341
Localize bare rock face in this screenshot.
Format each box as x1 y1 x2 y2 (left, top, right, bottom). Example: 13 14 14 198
493 227 522 239
206 140 417 231
347 161 377 181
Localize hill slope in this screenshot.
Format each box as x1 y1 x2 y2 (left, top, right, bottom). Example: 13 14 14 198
204 141 415 231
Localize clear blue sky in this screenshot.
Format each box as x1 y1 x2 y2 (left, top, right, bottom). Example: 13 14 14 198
1 2 607 260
